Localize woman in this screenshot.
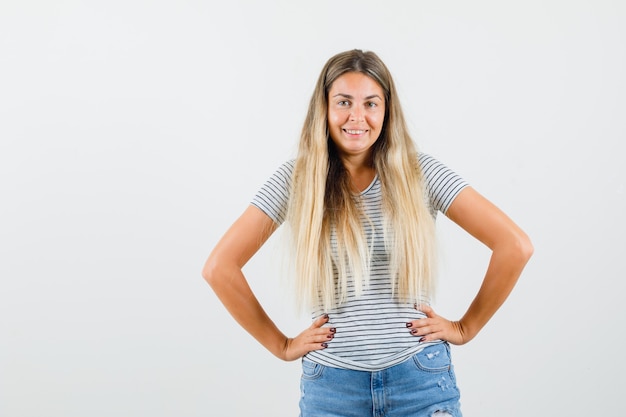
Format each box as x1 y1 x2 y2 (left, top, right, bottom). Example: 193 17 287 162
203 49 533 416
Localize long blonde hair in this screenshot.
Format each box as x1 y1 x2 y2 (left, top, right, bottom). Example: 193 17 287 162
286 49 437 311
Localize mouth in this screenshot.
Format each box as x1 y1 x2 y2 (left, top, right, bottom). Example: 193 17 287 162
343 129 367 135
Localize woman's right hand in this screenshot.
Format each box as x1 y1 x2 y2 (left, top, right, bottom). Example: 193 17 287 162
204 206 337 362
279 314 336 361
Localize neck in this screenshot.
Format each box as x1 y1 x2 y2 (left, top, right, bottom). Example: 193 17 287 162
342 160 375 192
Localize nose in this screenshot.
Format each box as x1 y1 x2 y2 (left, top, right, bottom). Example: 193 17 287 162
350 107 364 122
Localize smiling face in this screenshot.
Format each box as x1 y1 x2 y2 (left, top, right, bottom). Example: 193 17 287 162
327 72 386 163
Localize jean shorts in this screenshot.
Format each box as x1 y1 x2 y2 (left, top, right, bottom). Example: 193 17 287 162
299 342 462 417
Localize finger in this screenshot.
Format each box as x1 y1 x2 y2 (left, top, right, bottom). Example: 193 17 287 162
409 324 435 337
421 327 451 342
310 313 330 329
406 316 433 330
417 304 436 318
308 341 329 351
302 323 336 344
306 327 335 341
408 317 447 336
418 320 457 342
410 326 438 342
302 333 334 351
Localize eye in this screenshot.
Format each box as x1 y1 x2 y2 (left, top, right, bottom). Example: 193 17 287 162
367 101 378 108
338 100 350 107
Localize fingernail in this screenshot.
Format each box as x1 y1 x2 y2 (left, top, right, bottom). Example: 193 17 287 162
327 334 333 339
321 342 328 348
330 328 336 333
406 322 412 328
323 314 329 320
419 337 426 342
411 329 418 335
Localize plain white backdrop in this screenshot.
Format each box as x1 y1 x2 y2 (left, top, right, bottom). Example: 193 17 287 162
1 1 624 416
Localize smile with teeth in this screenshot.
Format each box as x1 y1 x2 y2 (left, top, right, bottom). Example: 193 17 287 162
344 129 367 135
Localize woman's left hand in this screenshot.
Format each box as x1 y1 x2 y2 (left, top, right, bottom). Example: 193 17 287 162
406 305 469 346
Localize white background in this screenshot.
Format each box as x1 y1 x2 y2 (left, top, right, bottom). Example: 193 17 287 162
1 1 624 416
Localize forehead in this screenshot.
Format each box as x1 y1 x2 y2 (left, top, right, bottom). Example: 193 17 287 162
328 72 384 96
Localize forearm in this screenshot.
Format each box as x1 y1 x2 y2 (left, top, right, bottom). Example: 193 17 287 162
205 263 288 359
444 187 534 343
458 239 533 341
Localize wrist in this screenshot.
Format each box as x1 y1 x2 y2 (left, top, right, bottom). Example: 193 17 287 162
271 336 292 361
456 319 478 344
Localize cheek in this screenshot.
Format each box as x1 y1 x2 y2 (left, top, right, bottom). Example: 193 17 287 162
367 114 384 131
328 111 343 127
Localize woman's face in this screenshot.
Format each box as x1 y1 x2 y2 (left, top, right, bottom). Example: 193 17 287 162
327 72 385 162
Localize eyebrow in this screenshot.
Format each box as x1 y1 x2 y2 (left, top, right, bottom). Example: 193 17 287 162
332 93 383 100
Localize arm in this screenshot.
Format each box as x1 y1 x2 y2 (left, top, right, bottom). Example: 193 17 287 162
202 205 334 360
408 186 534 344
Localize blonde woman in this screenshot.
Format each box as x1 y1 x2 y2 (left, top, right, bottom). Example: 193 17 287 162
203 49 533 417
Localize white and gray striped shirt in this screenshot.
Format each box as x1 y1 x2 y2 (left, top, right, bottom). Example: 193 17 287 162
251 153 469 371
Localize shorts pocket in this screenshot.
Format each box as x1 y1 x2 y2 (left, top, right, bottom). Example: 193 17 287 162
412 343 452 373
301 359 325 380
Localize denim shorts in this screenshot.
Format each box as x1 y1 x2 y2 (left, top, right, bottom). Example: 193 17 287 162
299 343 462 417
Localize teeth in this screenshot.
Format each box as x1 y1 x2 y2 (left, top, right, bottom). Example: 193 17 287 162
346 129 365 134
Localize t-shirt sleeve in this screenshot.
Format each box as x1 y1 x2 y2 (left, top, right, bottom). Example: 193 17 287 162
418 153 469 216
250 160 294 225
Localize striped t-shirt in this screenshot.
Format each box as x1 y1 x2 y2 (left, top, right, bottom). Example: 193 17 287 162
251 153 469 371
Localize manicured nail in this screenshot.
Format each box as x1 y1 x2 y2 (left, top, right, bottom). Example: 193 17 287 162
323 314 329 320
330 328 336 333
406 322 412 328
411 329 418 335
327 334 333 339
321 342 328 348
419 337 426 342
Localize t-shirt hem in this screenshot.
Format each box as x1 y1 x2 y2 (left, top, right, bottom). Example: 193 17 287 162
303 340 445 372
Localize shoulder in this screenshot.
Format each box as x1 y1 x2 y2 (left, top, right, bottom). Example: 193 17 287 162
271 159 295 179
417 152 462 182
261 159 296 190
417 152 470 214
417 152 446 174
279 159 296 172
250 159 295 225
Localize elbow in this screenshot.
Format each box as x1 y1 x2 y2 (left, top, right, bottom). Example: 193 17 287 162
202 252 239 292
495 230 534 266
521 230 534 261
515 231 534 265
201 255 221 289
